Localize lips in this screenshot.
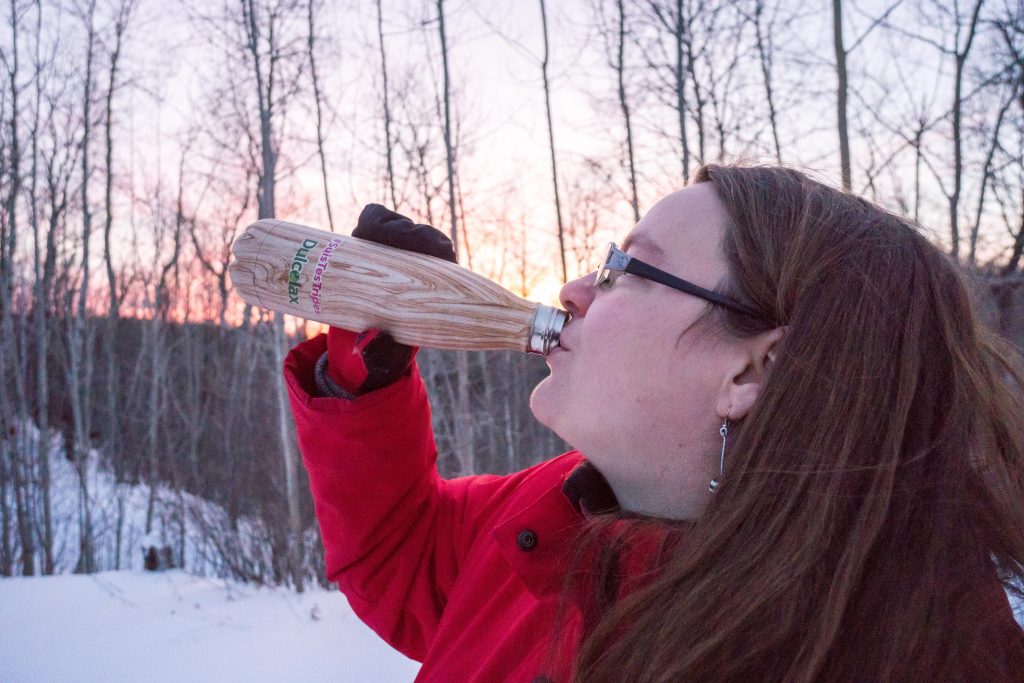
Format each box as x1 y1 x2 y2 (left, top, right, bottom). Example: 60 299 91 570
546 340 569 360
555 324 574 352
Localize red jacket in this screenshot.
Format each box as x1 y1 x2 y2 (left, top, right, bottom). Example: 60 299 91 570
284 334 1024 682
284 334 619 682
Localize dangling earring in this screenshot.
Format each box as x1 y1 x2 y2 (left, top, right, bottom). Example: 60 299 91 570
709 416 729 492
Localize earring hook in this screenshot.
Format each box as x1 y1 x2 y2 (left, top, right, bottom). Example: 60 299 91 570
709 415 729 492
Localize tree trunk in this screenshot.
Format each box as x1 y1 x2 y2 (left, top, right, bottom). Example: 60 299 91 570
103 10 126 306
968 92 1013 264
616 0 640 223
753 0 782 165
29 0 53 574
143 288 162 534
436 0 473 474
832 0 851 191
306 0 334 231
674 0 690 180
377 0 398 209
912 122 923 224
243 0 305 589
539 0 567 282
455 172 474 270
0 443 11 576
103 1 129 486
437 0 458 261
1003 185 1024 277
3 0 37 577
70 0 98 575
949 0 986 261
685 31 706 164
34 84 66 575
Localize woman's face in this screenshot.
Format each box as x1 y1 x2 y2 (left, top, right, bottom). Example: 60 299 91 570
531 184 773 519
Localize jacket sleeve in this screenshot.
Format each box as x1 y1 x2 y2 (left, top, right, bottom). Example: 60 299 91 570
283 333 515 661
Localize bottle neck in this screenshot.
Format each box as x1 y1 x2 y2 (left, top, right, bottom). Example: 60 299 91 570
527 306 569 356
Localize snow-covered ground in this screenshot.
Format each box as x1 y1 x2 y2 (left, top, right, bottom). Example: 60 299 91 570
2 570 1020 683
0 569 420 682
11 422 295 579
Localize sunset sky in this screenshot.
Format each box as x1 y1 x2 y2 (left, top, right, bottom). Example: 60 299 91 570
11 0 1016 317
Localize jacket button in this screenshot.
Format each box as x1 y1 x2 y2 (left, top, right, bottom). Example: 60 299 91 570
517 529 538 551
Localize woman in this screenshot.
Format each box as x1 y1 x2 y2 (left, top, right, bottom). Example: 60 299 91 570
283 164 1024 681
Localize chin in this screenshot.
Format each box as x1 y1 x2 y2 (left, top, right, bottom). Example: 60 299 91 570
528 380 555 430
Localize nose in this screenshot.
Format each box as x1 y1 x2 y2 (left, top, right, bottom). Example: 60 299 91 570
559 272 597 320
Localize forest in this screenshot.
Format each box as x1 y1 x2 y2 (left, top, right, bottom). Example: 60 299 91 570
1 0 1022 590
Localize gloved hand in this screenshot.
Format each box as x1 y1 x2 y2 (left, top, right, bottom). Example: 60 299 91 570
319 204 457 397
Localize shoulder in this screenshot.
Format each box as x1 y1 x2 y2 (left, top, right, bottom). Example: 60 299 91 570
448 450 585 514
446 451 586 556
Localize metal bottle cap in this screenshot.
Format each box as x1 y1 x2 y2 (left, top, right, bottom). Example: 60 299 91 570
526 305 569 356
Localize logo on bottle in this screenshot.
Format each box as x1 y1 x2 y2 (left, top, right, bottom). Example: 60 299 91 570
289 239 319 304
310 238 342 315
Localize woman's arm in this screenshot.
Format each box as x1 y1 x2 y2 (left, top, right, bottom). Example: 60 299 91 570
283 333 511 661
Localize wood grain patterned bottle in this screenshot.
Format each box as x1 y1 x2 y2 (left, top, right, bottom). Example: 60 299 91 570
228 219 568 356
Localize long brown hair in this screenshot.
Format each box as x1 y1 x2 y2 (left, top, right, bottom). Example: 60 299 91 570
569 165 1024 681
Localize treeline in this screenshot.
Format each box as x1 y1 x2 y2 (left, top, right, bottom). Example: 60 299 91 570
0 310 565 585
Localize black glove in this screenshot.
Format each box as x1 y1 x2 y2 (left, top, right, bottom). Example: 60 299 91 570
318 204 457 397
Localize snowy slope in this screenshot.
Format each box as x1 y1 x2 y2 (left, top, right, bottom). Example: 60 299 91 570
5 421 316 580
0 570 420 682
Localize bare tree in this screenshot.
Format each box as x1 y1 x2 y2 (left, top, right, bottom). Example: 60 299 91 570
949 0 987 260
434 0 474 474
32 81 81 575
539 0 567 282
642 0 693 181
240 0 309 591
684 5 707 164
377 0 398 209
833 0 910 191
28 0 56 574
616 0 640 222
833 0 851 190
142 158 183 535
189 165 254 327
306 0 333 231
873 0 986 257
65 0 98 575
994 7 1023 276
749 0 782 164
968 88 1016 263
101 0 134 530
0 0 38 577
437 0 458 257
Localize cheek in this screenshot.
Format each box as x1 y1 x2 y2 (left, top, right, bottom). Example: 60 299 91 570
600 328 719 432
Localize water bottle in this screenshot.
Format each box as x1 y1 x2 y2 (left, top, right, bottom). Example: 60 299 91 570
229 219 567 356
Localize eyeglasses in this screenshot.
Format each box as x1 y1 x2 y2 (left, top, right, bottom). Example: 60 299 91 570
595 242 769 323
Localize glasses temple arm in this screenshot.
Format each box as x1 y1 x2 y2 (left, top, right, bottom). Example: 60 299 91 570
625 259 768 322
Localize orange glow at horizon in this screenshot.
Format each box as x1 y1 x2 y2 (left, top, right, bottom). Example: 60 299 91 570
525 274 566 308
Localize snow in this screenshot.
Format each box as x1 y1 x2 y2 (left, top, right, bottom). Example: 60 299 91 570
1 570 1020 683
6 421 318 581
0 424 420 681
0 570 421 682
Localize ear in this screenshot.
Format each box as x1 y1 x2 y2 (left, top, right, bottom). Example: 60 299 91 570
716 325 788 421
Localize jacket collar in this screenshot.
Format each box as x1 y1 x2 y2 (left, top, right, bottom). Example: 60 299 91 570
561 460 620 516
